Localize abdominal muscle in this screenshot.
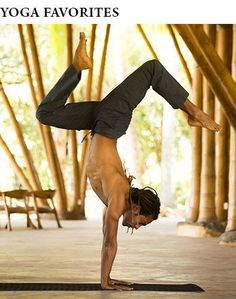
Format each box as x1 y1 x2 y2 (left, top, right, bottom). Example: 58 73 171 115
86 134 129 205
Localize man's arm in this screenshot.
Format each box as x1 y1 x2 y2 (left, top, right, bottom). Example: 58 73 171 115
101 206 118 288
101 197 133 291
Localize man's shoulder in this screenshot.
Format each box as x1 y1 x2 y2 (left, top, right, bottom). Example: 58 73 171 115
103 168 129 187
101 169 129 199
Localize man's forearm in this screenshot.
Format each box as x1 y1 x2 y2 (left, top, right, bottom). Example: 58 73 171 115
101 241 117 287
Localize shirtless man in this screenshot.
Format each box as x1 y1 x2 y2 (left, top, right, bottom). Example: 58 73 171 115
36 32 221 291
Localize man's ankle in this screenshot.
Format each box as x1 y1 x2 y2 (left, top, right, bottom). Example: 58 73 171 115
180 99 198 118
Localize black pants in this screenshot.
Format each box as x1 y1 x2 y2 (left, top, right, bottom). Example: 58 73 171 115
36 60 189 139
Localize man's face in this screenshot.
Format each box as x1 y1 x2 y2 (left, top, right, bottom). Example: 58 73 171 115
122 205 153 230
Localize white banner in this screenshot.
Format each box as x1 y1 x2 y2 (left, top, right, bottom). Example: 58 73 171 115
0 0 235 24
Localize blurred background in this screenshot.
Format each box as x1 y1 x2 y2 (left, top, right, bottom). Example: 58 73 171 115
1 24 235 242
0 24 193 220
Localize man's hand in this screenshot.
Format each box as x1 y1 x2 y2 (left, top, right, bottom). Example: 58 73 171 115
101 279 133 291
109 278 133 286
101 277 133 291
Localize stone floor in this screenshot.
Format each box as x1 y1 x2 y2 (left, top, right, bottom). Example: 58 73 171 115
0 216 236 299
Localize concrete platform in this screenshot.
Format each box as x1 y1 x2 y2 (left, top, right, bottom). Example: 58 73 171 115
0 216 236 298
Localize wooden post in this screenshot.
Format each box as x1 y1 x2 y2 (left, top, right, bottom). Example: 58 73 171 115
167 25 192 86
175 24 236 130
226 130 236 232
198 25 216 223
225 24 236 232
187 62 203 222
215 25 232 222
26 24 68 216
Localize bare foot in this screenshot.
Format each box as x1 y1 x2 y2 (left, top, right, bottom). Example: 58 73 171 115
73 32 92 71
188 111 221 132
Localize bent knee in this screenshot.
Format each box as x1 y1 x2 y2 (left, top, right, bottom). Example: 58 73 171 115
35 107 51 126
145 59 162 68
143 59 163 72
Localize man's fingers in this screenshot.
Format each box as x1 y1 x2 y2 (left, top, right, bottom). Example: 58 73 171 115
110 279 133 286
102 284 133 291
114 281 133 286
114 285 133 291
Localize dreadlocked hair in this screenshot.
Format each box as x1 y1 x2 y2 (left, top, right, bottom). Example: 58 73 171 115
130 186 161 220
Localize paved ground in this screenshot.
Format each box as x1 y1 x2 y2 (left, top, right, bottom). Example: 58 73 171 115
0 216 236 299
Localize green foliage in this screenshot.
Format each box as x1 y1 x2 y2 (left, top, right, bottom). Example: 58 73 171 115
174 110 191 160
49 25 67 60
174 179 191 206
0 25 25 84
133 95 163 165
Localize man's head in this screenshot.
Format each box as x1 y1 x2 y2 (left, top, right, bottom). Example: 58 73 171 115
122 186 161 231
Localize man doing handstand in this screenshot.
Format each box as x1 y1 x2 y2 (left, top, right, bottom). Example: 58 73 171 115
36 32 221 290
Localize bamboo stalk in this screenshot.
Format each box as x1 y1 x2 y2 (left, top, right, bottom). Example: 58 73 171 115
175 24 236 130
17 25 38 109
0 135 33 190
66 24 73 82
226 129 236 231
17 25 47 151
198 25 216 222
215 25 232 222
17 24 52 206
26 24 68 215
66 24 81 213
96 25 111 100
187 63 202 222
80 25 111 213
0 81 42 191
226 24 236 231
137 24 158 59
167 24 192 86
85 24 97 100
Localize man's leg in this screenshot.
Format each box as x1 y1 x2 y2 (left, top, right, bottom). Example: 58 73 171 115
98 59 220 132
98 59 188 110
36 65 98 130
36 32 98 131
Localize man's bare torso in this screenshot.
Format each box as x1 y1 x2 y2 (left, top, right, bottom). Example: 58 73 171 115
86 134 130 206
